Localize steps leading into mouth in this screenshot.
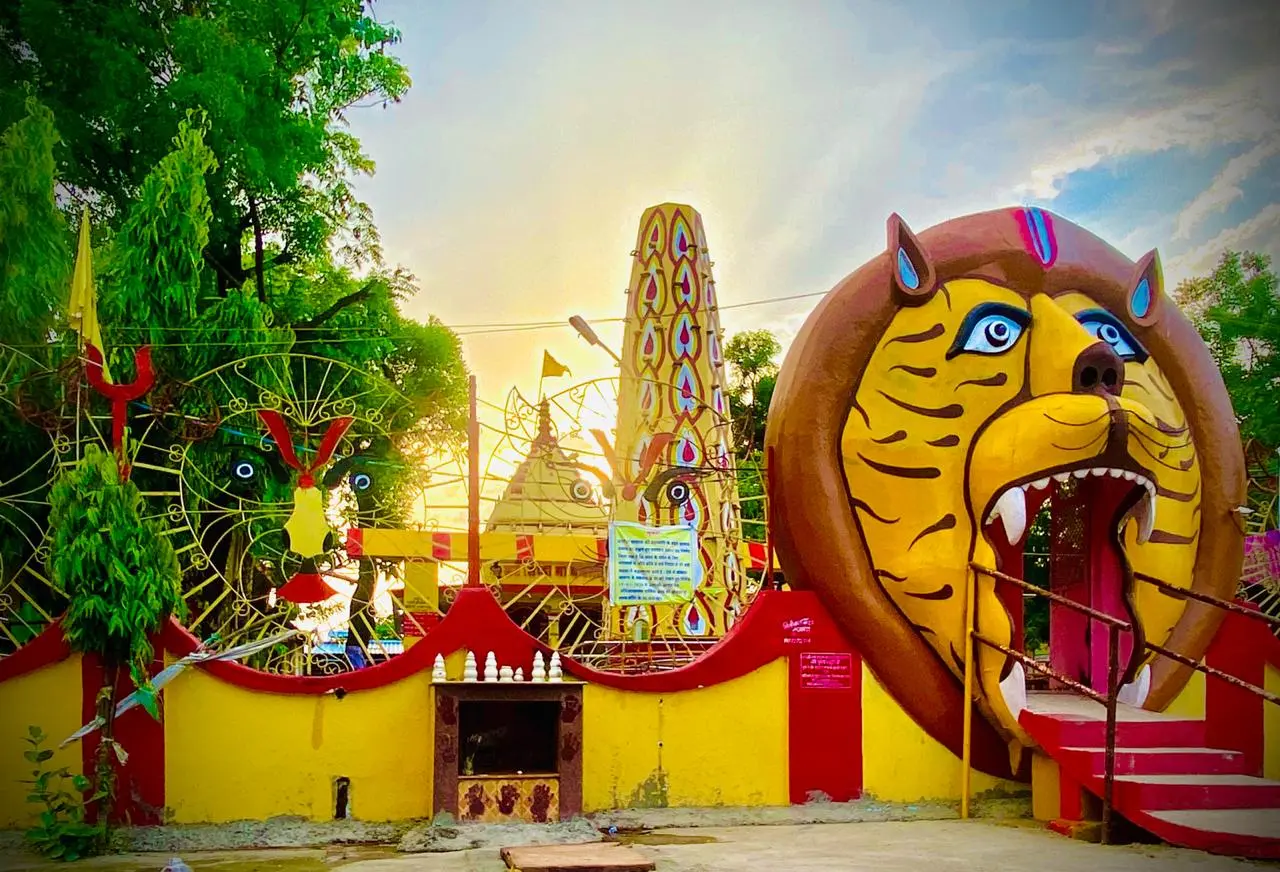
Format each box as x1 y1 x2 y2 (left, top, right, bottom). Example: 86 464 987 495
1022 693 1280 859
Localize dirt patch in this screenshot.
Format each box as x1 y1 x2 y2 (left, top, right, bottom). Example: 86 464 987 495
590 793 1031 831
397 818 601 854
0 796 1031 863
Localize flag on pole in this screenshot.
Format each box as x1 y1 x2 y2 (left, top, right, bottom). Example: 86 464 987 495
67 207 111 383
541 351 571 380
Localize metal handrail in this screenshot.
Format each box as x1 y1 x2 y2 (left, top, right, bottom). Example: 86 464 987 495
1132 572 1280 704
964 562 1125 843
964 561 1280 846
1134 571 1280 628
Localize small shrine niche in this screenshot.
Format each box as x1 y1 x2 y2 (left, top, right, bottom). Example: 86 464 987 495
433 681 583 824
459 699 559 777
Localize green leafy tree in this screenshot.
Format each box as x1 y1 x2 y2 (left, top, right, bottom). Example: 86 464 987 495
50 444 184 683
723 330 782 544
0 95 67 348
0 96 69 623
1 0 411 295
1176 252 1280 527
0 2 468 672
723 329 781 457
48 444 184 826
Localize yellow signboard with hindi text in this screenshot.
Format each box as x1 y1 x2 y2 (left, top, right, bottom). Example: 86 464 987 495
607 521 698 606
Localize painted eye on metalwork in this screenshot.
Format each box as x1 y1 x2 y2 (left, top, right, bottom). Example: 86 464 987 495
1076 310 1148 363
232 460 257 481
350 472 373 492
948 303 1031 359
569 479 593 503
666 479 691 506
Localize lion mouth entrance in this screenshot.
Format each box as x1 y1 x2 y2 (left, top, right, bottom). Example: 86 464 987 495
978 463 1155 721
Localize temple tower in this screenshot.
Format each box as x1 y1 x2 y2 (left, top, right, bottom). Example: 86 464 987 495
611 204 744 639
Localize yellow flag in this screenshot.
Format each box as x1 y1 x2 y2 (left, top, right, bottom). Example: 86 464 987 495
541 350 571 380
67 207 110 383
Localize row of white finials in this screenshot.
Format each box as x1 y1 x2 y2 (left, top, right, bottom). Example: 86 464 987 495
430 650 565 683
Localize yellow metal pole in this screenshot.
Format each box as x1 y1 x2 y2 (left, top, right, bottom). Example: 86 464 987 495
960 567 976 819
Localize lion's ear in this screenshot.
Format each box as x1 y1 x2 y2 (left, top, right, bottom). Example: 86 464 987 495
1127 249 1163 327
887 213 938 306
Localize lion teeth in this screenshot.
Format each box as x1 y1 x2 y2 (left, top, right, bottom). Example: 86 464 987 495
991 486 1028 544
1053 472 1071 483
1122 470 1137 480
999 661 1028 721
1031 477 1050 490
1120 487 1157 544
1117 664 1152 708
1108 468 1124 478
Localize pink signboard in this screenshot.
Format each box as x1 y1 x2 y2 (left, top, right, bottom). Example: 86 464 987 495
799 652 854 690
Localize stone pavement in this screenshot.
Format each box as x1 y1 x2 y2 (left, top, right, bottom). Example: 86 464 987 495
0 820 1261 871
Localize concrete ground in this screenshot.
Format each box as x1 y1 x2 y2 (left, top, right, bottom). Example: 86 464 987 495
0 820 1266 872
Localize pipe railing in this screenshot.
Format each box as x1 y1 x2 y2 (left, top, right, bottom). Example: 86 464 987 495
963 561 1280 845
964 562 1129 844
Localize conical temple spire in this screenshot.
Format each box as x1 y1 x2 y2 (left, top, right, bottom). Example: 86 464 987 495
611 203 745 638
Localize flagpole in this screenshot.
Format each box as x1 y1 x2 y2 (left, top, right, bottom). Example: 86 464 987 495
73 207 90 463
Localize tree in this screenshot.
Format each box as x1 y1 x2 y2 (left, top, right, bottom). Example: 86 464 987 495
48 444 184 831
0 0 410 297
723 329 781 457
0 0 468 676
723 330 782 544
1176 251 1280 527
0 96 70 626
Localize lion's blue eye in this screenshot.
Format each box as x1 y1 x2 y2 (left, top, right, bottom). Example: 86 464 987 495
948 303 1030 359
1076 310 1147 362
351 472 373 492
232 460 256 481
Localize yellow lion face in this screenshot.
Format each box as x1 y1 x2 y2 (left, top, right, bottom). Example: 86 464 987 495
843 279 1201 744
766 207 1244 774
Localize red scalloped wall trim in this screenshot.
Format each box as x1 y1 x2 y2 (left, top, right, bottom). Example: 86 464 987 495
0 620 71 683
159 587 849 695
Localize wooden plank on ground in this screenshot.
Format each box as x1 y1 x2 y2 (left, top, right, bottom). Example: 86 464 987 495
500 841 656 871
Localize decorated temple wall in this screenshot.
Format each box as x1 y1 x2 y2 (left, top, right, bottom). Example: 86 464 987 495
164 670 435 824
0 588 984 828
860 665 1017 803
4 594 1278 827
0 656 83 828
580 663 788 811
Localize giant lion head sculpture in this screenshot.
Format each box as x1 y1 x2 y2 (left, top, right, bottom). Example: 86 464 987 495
766 207 1245 776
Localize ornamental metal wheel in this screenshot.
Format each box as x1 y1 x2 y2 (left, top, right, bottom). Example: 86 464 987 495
469 376 759 673
121 352 447 675
0 346 66 654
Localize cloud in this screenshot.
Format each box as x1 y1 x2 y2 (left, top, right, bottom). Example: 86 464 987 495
1173 141 1280 240
1165 204 1280 284
348 0 1280 409
1013 68 1280 201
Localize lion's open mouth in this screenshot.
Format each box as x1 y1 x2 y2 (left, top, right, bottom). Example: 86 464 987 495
978 460 1156 722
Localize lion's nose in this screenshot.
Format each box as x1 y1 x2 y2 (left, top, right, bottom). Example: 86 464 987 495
1072 341 1125 397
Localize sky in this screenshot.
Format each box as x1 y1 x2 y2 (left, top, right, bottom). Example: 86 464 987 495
346 0 1280 408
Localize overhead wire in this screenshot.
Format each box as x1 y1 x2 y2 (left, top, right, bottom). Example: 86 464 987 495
7 288 829 349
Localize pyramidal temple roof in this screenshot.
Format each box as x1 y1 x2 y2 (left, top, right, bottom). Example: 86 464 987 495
485 399 610 534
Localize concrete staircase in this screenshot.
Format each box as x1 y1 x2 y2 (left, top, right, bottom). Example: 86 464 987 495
1021 693 1280 858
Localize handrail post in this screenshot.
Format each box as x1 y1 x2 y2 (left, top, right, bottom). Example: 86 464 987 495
961 567 976 819
1103 622 1120 846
